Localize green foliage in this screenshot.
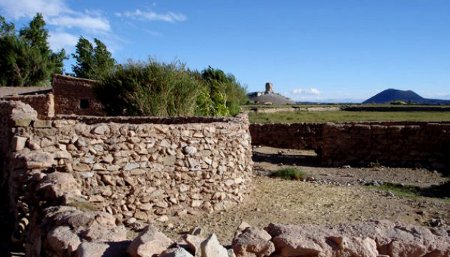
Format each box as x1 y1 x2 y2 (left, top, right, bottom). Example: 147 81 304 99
96 60 248 117
72 37 115 79
366 181 450 201
248 110 450 124
270 167 306 180
95 60 205 116
0 13 65 87
201 66 248 116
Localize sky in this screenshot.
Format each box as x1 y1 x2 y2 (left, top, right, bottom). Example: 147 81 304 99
1 0 450 102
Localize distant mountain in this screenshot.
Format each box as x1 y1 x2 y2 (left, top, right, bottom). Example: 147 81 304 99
363 89 450 104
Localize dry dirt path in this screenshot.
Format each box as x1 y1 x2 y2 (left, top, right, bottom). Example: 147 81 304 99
159 171 449 244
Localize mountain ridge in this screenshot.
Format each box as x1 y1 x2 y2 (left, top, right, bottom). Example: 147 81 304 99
363 89 450 104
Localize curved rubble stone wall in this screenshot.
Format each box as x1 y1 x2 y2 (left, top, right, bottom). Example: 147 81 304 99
0 101 253 256
22 114 252 221
250 122 450 170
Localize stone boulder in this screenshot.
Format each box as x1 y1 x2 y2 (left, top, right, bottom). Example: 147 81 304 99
232 226 274 257
200 234 228 257
127 225 174 257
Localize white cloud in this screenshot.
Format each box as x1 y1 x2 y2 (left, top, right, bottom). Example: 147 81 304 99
0 0 110 33
0 0 68 19
48 31 78 51
292 88 321 96
116 9 187 23
47 15 110 32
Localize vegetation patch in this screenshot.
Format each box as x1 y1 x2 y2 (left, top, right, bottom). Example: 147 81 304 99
249 110 450 123
95 61 247 117
270 167 307 180
366 181 450 201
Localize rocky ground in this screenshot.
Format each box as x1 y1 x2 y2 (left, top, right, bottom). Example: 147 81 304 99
155 147 450 245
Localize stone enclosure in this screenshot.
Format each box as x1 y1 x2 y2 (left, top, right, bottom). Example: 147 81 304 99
1 92 450 256
0 100 253 256
250 122 450 171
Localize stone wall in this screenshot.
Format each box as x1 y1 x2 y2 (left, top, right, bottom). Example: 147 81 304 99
0 100 253 256
250 122 450 170
250 123 322 150
52 74 105 116
0 94 54 118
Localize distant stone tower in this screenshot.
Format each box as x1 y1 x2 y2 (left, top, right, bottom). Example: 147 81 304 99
265 82 273 94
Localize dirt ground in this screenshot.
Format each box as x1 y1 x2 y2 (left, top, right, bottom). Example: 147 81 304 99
157 147 450 245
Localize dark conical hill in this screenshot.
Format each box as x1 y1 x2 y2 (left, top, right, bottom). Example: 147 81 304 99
363 89 450 104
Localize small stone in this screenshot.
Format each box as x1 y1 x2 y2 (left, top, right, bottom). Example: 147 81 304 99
157 215 169 222
160 247 194 257
92 125 110 135
183 146 197 156
124 162 140 171
13 136 27 151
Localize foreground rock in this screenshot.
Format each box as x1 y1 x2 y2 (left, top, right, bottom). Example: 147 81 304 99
265 220 450 257
127 225 174 257
232 226 275 257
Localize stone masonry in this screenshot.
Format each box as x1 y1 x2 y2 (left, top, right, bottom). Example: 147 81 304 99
250 122 450 171
0 100 253 256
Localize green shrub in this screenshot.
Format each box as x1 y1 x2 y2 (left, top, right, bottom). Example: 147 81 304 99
96 60 206 116
95 60 248 117
270 167 306 180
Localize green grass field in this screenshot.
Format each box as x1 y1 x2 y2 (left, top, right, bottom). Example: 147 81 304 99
248 110 450 123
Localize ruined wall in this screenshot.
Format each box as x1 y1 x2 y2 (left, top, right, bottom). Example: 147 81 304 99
250 122 450 170
0 94 54 118
250 123 322 149
0 100 253 255
52 74 105 116
320 122 450 169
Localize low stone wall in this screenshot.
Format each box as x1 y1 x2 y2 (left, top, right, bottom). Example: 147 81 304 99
0 100 253 256
250 122 450 170
343 106 450 112
250 123 322 150
0 94 54 118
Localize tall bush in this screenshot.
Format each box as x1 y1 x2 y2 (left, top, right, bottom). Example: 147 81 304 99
201 66 248 116
96 60 206 116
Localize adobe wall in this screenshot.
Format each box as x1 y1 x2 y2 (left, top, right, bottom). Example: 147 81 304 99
0 94 54 118
0 100 253 256
52 74 105 116
250 122 450 170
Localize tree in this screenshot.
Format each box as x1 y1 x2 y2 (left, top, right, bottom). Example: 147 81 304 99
0 13 66 86
72 37 115 79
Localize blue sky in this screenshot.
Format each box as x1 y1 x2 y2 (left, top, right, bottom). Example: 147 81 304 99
1 0 450 102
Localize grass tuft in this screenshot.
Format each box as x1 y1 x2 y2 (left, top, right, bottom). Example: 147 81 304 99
270 167 306 180
367 181 450 202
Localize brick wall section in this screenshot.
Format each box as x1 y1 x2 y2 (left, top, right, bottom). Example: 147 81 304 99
52 74 105 116
0 94 54 118
250 122 450 170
